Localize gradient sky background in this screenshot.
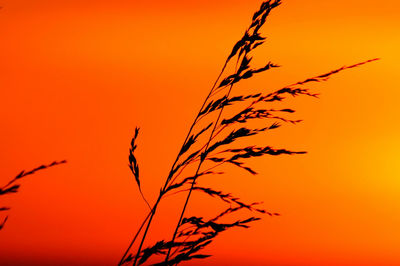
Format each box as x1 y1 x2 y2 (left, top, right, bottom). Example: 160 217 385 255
1 0 399 265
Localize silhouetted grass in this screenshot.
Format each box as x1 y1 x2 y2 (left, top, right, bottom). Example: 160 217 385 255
119 1 378 265
0 160 67 231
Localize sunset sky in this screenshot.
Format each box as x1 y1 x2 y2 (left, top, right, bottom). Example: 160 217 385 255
1 0 399 265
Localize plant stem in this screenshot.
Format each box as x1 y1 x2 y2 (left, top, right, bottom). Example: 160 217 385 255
164 57 242 263
125 60 229 266
132 196 162 266
118 211 152 265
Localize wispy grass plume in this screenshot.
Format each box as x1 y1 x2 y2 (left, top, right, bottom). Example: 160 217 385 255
119 1 378 265
0 160 67 231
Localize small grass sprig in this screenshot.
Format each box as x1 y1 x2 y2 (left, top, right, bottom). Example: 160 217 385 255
0 160 67 231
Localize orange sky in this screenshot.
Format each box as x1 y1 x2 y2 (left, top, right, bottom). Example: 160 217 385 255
1 0 399 265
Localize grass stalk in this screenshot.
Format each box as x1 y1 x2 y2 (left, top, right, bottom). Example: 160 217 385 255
120 60 230 266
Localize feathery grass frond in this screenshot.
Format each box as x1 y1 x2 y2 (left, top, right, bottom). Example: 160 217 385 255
0 160 67 231
119 1 378 265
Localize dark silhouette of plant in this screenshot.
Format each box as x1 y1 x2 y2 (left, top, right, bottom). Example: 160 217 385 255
119 1 378 265
0 160 67 231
